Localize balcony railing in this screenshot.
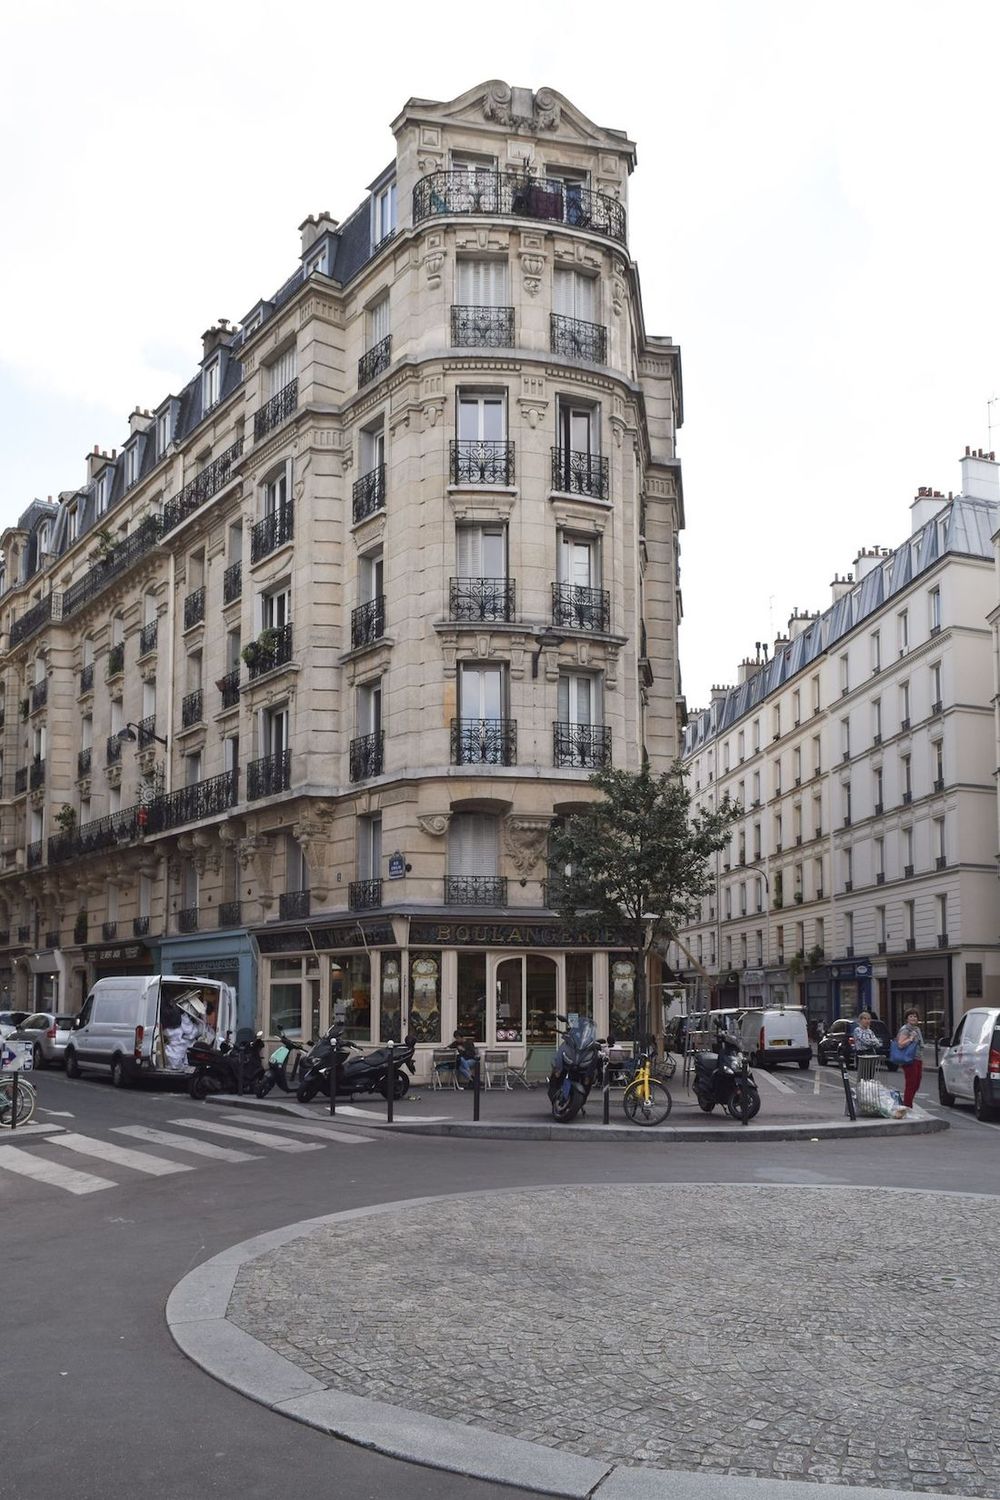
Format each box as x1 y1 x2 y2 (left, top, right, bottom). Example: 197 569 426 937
14 767 27 794
102 921 118 941
139 619 158 655
63 516 164 620
250 504 294 563
247 750 291 800
413 171 627 245
80 663 94 694
253 378 298 442
107 642 125 677
245 622 293 680
445 876 508 906
10 592 56 648
553 722 612 769
349 731 384 781
550 313 607 363
30 680 48 712
29 758 45 790
223 561 242 603
178 908 199 934
279 890 311 921
146 770 239 835
218 901 241 928
449 576 515 623
450 439 515 486
183 588 205 629
552 582 611 633
26 840 43 869
77 747 92 777
351 596 385 649
133 916 150 937
219 670 240 709
181 690 203 729
358 335 391 388
352 465 386 524
551 447 609 499
137 715 158 748
349 879 383 910
451 304 515 347
161 440 243 535
451 717 517 766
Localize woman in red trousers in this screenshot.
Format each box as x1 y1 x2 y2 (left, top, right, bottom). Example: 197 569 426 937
896 1010 924 1108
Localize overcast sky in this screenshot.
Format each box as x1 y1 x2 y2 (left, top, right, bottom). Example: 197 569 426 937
2 0 999 710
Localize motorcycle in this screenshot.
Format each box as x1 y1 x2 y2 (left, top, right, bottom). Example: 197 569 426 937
188 1028 265 1100
547 1016 600 1123
255 1029 311 1098
296 1028 416 1103
693 1026 761 1120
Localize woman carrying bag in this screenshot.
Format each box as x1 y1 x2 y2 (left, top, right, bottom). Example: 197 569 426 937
890 1010 924 1108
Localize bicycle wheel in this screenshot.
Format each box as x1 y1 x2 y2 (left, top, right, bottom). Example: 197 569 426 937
623 1078 672 1125
654 1052 677 1080
0 1078 37 1128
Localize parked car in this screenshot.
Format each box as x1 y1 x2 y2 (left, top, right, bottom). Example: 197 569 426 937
816 1016 896 1070
0 1010 31 1041
736 1006 812 1069
938 1007 1000 1121
8 1011 77 1068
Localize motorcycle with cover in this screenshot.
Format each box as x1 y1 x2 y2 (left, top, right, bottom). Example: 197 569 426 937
547 1016 600 1123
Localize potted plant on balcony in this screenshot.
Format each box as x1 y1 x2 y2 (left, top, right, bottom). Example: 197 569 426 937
55 804 76 833
19 698 29 721
89 528 116 565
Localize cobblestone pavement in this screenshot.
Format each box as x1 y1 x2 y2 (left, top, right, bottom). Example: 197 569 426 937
227 1185 998 1495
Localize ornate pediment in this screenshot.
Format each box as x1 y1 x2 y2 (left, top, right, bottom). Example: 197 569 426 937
503 814 553 875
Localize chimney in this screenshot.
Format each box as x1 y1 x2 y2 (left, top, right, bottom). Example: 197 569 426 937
830 572 853 604
787 608 819 641
85 445 110 483
853 546 889 583
299 212 339 256
201 319 236 359
128 408 154 437
959 446 1000 503
910 484 948 534
710 683 730 706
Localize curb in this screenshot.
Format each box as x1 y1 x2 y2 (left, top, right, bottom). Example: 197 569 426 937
166 1189 976 1500
206 1093 948 1143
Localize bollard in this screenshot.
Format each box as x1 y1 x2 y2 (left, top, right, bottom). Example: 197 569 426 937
839 1050 857 1121
11 1068 18 1132
472 1053 481 1121
741 1057 749 1127
386 1040 395 1125
329 1050 337 1116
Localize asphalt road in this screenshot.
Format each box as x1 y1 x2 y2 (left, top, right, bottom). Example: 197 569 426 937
2 1066 997 1500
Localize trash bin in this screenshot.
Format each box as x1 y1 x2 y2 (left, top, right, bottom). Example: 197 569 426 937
855 1052 886 1116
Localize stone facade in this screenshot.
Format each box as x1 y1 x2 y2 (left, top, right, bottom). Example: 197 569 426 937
0 81 683 1069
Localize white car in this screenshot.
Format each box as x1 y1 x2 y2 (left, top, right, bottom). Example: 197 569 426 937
938 1007 1000 1121
0 1010 31 1041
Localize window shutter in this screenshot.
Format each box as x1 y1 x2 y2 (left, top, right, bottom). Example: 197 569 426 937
449 814 498 876
270 347 298 394
457 526 479 576
558 675 569 720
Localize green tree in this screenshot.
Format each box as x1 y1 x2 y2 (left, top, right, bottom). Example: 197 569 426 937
548 764 741 1043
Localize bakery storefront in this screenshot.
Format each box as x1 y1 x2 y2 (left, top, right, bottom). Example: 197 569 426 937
254 915 650 1076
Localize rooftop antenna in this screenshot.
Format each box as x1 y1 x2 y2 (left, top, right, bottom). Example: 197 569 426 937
989 396 1000 452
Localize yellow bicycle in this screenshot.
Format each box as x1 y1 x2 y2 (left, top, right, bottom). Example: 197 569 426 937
622 1049 672 1125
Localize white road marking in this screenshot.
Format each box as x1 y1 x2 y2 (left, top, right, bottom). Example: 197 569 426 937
212 1113 372 1144
168 1118 323 1152
39 1109 75 1117
755 1069 796 1095
0 1145 115 1195
52 1133 192 1176
113 1126 261 1162
331 1103 455 1121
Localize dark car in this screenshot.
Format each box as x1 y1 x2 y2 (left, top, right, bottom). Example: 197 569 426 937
816 1017 897 1070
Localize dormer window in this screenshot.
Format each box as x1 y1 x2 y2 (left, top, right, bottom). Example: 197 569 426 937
203 360 221 412
124 444 139 489
95 470 110 516
67 505 79 543
37 522 51 557
305 243 329 277
156 408 172 458
371 181 396 249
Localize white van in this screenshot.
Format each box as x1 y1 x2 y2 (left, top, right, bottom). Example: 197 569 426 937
64 974 236 1089
938 1007 1000 1121
737 1006 811 1069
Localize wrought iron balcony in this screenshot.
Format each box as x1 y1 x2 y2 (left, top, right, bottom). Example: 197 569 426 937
137 715 158 748
553 722 612 768
449 576 516 622
550 313 607 363
181 690 203 729
133 916 150 936
145 769 239 834
445 876 508 906
30 680 48 712
77 747 92 777
250 504 294 563
352 465 386 524
107 642 125 677
450 439 515 486
413 171 627 245
551 446 609 499
223 561 242 603
451 304 515 347
349 731 384 781
161 440 243 535
74 914 88 944
29 758 45 789
184 587 205 629
247 750 291 800
245 622 293 680
351 596 385 649
349 879 383 910
279 890 311 921
219 670 240 709
552 581 611 632
450 717 517 766
102 921 118 941
358 335 391 388
26 840 43 869
217 901 241 928
10 592 56 649
63 516 165 620
139 619 158 655
253 377 298 442
79 663 94 695
14 767 27 794
177 907 199 933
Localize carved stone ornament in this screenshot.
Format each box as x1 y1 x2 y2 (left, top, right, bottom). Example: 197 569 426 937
417 813 451 838
482 82 560 134
424 250 445 289
292 811 334 901
237 834 275 907
503 814 553 875
520 252 545 296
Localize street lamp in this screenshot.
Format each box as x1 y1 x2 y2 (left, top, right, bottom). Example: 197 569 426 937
734 861 770 999
118 722 167 749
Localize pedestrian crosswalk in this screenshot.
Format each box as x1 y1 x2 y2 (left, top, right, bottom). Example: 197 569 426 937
0 1109 372 1198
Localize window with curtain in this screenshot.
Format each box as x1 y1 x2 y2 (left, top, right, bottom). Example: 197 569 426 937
448 812 499 877
456 259 508 306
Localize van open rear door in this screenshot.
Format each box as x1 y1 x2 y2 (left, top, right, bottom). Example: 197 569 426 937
216 982 237 1044
146 975 164 1070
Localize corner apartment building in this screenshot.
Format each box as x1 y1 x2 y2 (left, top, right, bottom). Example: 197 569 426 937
669 450 1000 1041
0 81 683 1067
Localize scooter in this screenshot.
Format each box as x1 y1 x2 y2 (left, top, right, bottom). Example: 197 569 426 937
255 1029 311 1098
547 1016 600 1123
296 1029 416 1102
693 1026 761 1120
188 1028 265 1100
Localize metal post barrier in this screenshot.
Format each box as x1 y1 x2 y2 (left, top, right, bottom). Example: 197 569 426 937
839 1047 857 1122
741 1055 749 1127
473 1053 481 1121
236 1045 244 1098
603 1074 610 1124
386 1040 395 1125
329 1050 337 1116
11 1069 18 1132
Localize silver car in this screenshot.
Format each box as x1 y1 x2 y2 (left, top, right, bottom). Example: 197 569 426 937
9 1012 77 1068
